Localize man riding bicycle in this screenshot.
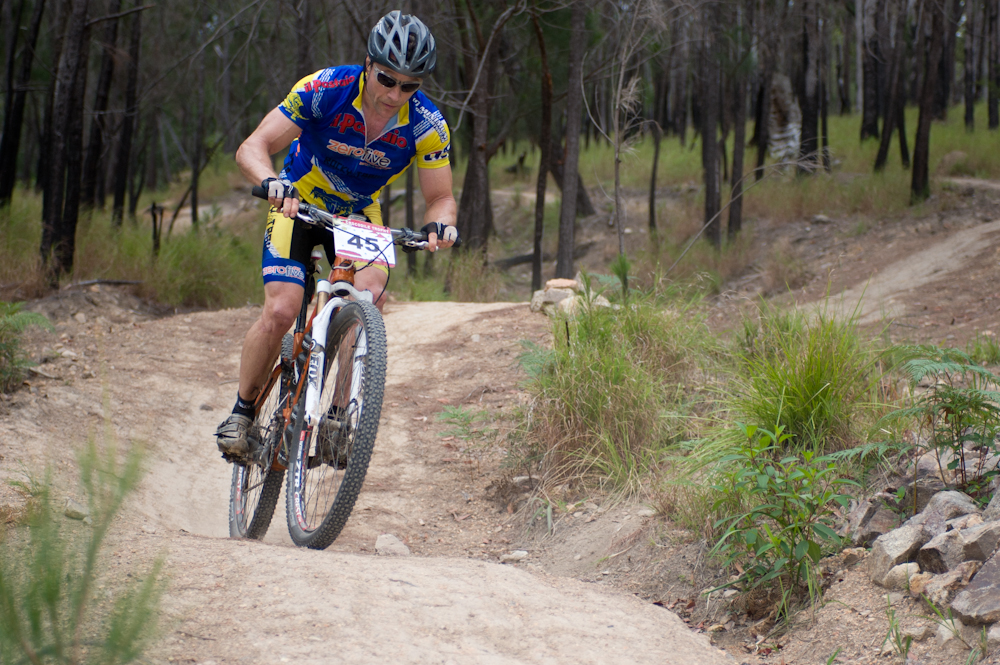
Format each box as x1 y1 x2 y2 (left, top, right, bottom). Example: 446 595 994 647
217 11 458 458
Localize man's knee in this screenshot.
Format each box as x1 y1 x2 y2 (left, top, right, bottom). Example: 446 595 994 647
261 284 302 334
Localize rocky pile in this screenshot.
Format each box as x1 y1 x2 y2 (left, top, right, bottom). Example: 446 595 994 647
529 278 611 316
851 485 1000 629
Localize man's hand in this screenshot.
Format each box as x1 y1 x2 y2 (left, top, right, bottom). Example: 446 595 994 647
263 177 300 218
420 221 458 252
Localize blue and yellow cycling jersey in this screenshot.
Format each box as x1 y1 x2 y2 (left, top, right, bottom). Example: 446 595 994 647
277 64 451 220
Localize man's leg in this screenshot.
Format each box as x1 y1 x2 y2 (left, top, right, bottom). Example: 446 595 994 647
354 265 388 313
217 280 303 456
238 280 305 401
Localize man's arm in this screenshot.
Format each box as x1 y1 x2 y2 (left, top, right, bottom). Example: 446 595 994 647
417 165 458 251
235 107 303 217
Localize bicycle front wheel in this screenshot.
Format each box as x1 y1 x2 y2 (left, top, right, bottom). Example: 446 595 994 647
286 301 386 549
229 337 292 539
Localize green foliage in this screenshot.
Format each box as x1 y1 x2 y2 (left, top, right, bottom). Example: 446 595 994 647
966 333 1000 366
882 598 913 662
886 346 1000 496
710 424 854 601
0 439 162 663
436 405 493 441
730 302 888 453
0 301 52 392
519 291 709 494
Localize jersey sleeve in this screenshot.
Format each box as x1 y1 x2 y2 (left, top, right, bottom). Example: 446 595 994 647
278 70 327 129
412 98 451 170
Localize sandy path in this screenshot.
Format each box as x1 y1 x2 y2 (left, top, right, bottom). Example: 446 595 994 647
1 295 729 664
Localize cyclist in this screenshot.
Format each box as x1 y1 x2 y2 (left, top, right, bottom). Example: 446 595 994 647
216 11 458 459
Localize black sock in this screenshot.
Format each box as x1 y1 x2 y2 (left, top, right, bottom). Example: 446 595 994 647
232 392 255 418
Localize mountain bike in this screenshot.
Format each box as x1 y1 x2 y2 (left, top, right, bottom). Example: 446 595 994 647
228 186 458 549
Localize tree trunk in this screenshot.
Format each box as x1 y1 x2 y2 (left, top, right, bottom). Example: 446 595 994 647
820 6 830 172
934 0 962 119
80 0 122 209
799 0 820 173
555 0 586 278
728 74 747 238
701 6 721 248
531 12 552 292
754 58 772 181
295 0 314 79
548 148 596 217
840 5 853 114
0 0 46 206
111 3 140 227
40 0 89 281
897 97 910 168
649 122 661 234
912 0 946 202
990 0 999 128
966 0 977 131
855 0 864 113
861 0 881 140
875 0 907 172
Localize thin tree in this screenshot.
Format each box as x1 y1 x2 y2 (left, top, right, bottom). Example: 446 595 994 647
0 0 47 206
966 0 978 131
728 0 753 238
912 0 946 202
874 0 907 171
81 0 123 209
799 0 820 174
111 2 142 227
860 0 881 140
530 9 553 292
990 0 999 128
555 0 586 278
700 2 721 247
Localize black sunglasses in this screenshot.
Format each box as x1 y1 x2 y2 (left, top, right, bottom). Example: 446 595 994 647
372 65 421 93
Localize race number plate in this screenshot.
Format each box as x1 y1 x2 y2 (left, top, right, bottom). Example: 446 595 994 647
332 218 396 267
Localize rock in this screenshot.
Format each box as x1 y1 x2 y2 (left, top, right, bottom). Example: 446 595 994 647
885 591 906 605
947 514 983 531
921 561 980 606
881 563 921 590
636 508 656 518
902 478 947 514
908 572 934 597
853 506 899 547
375 534 411 556
842 547 867 567
935 618 977 650
936 150 969 176
922 490 981 521
544 278 580 292
500 550 528 563
917 530 966 574
557 296 581 315
529 288 575 313
910 450 958 482
903 623 936 642
983 492 1000 522
64 498 88 520
811 214 834 224
870 524 934 584
962 521 1000 562
199 404 214 411
951 554 1000 624
843 499 877 535
511 476 537 491
988 623 1000 651
72 312 87 324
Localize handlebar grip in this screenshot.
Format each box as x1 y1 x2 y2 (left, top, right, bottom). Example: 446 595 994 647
453 237 463 248
251 185 268 200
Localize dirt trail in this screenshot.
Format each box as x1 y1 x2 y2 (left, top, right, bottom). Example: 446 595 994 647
1 294 729 664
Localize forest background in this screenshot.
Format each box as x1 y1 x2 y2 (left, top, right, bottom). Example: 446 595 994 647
1 0 1000 307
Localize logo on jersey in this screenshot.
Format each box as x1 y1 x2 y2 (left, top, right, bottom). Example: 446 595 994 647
326 139 391 168
302 76 355 92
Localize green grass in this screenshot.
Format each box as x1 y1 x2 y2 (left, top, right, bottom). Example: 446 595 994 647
518 285 713 495
0 301 52 392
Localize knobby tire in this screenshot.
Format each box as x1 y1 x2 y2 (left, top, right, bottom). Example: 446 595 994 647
228 336 293 539
285 301 386 549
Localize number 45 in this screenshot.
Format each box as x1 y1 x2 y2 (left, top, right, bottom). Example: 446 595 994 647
346 235 380 253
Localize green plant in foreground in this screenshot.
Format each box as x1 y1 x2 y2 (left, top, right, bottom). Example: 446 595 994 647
436 405 493 441
0 439 162 663
966 333 1000 366
0 302 52 393
886 346 1000 499
710 423 854 601
882 597 912 662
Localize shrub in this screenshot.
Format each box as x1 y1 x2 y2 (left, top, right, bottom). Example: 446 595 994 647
0 438 162 663
730 301 888 454
0 301 52 392
519 284 710 494
709 423 854 605
886 346 1000 502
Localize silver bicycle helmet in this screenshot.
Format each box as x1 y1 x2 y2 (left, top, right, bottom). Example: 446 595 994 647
367 11 437 77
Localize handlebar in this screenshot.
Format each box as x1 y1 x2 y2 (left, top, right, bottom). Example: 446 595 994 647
250 185 461 249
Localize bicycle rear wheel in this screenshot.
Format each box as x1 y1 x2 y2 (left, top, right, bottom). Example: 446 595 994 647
285 301 386 549
229 337 292 539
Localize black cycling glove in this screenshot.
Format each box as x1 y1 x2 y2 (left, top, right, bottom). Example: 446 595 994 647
420 222 459 243
262 177 298 203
